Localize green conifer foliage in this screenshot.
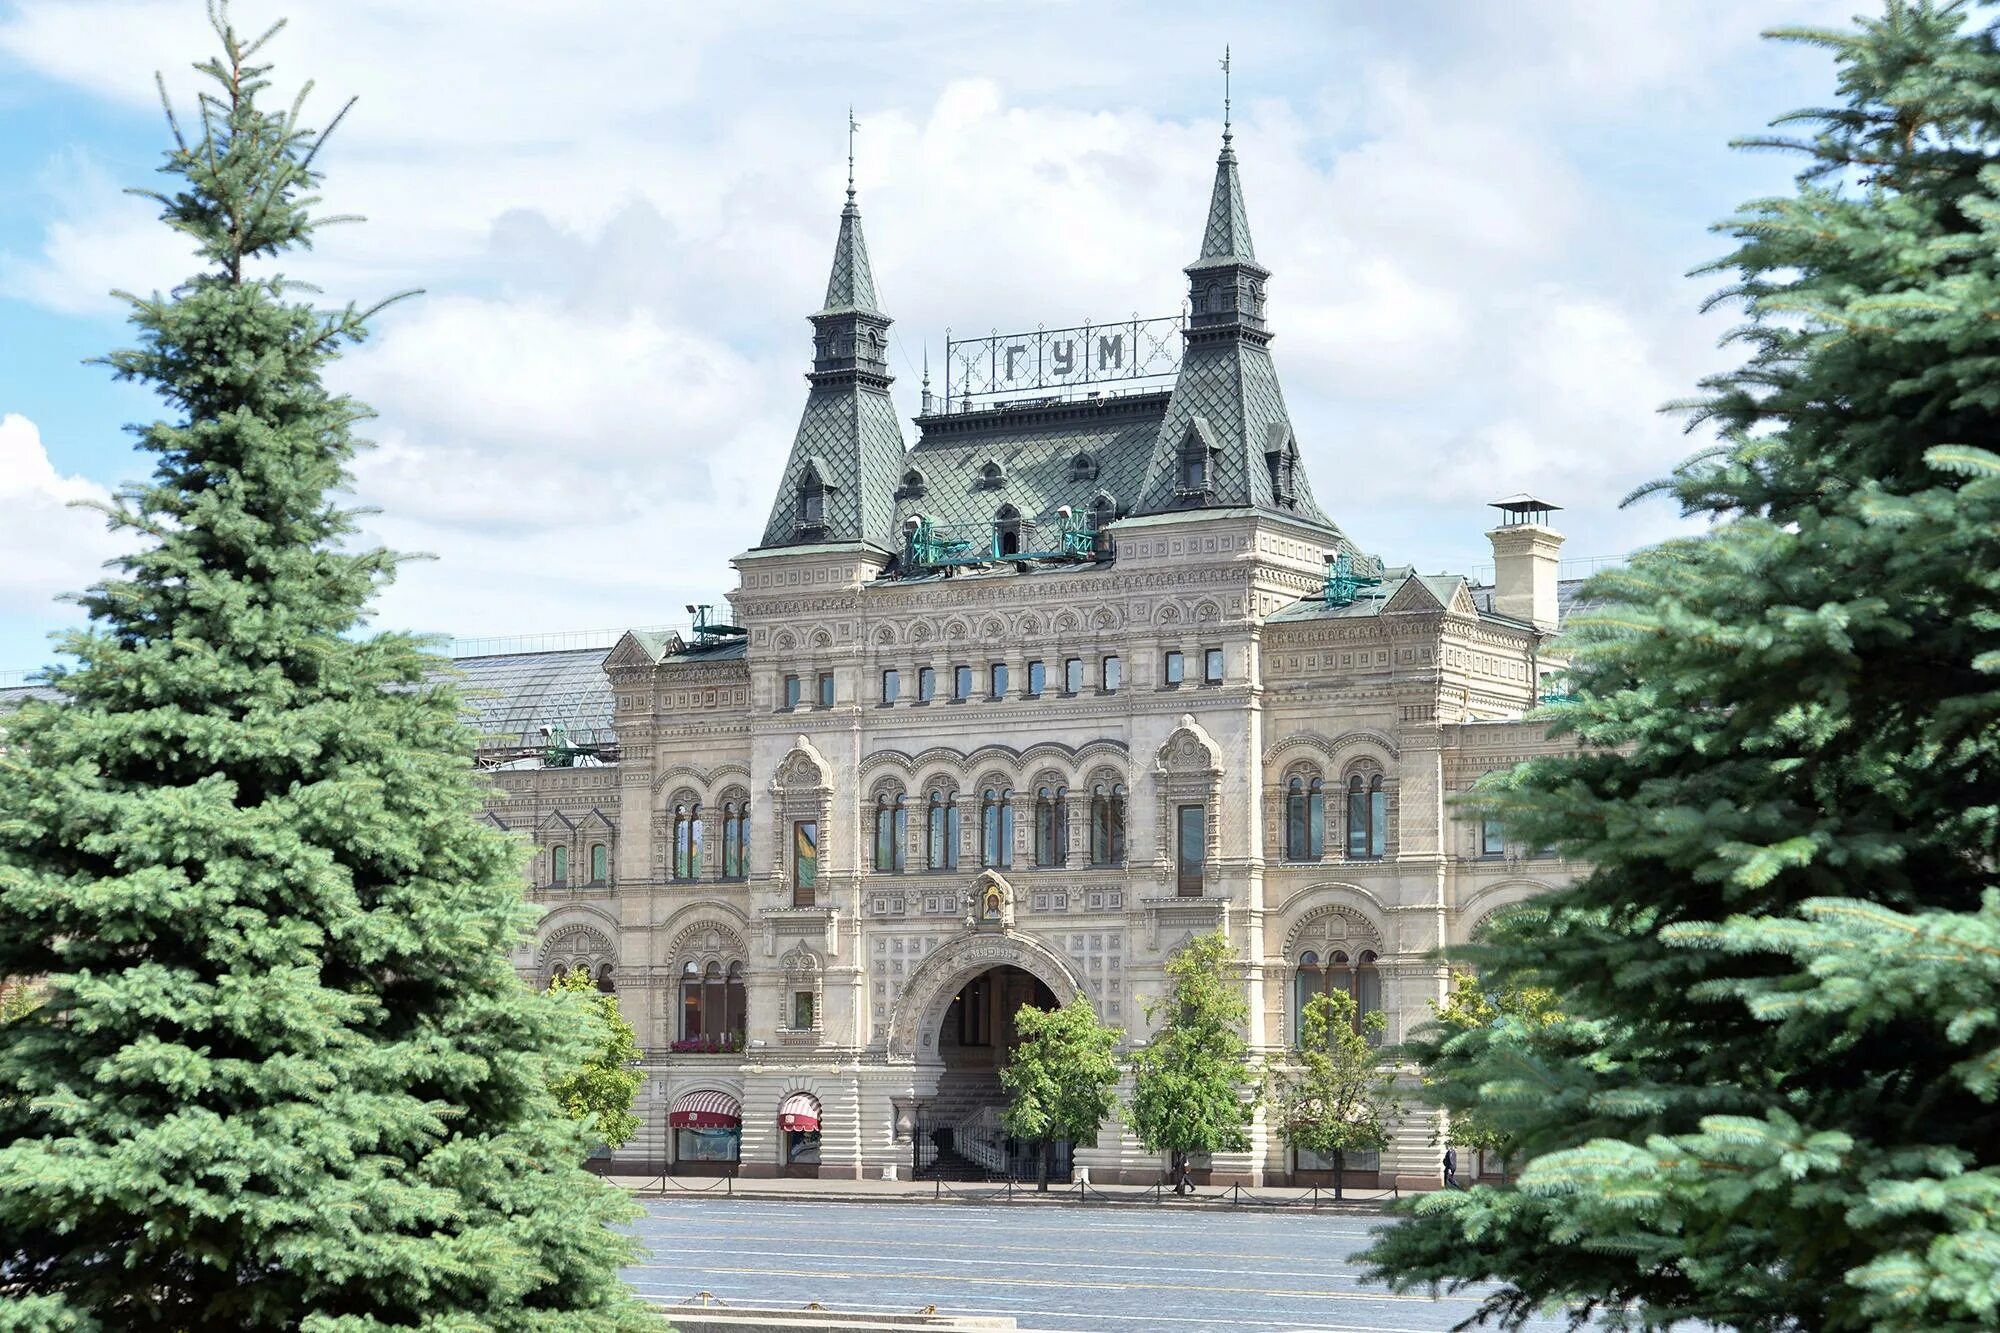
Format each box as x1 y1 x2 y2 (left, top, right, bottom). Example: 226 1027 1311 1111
0 9 652 1329
1363 4 2000 1329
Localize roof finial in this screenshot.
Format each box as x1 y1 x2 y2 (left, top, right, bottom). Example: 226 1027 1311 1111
846 106 858 203
1221 45 1232 143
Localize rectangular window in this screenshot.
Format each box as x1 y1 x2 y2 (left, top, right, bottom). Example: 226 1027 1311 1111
1064 658 1084 694
1102 655 1122 693
817 672 835 708
1176 805 1205 896
989 663 1008 698
793 990 815 1031
1480 818 1505 857
917 666 936 702
792 820 818 908
881 668 900 704
953 665 973 701
1027 660 1045 697
783 674 801 710
1163 650 1185 686
1204 647 1224 684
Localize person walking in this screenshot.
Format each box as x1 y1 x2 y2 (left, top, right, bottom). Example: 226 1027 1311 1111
1443 1146 1462 1189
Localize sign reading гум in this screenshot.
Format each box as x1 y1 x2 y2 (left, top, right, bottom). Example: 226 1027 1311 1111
944 314 1182 404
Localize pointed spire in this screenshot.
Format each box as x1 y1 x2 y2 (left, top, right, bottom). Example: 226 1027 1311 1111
822 107 881 314
1197 48 1255 265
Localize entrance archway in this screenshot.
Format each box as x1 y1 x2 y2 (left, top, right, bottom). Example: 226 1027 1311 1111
886 929 1086 1062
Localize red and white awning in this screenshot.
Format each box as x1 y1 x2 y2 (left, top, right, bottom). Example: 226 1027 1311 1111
778 1091 821 1132
669 1089 742 1129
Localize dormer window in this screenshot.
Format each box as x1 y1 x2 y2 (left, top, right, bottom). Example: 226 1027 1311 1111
799 476 825 529
994 504 1022 557
976 459 1006 490
1176 420 1216 499
1067 451 1098 483
897 468 927 500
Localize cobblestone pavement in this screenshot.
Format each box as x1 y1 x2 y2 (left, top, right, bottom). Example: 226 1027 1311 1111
626 1198 1594 1332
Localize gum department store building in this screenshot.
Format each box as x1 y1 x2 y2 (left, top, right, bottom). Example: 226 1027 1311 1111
469 121 1586 1189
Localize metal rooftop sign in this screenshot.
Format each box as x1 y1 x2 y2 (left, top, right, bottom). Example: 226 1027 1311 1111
944 314 1182 408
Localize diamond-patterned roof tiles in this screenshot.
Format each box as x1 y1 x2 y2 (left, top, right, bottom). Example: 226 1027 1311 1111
1195 136 1256 266
899 392 1171 536
820 198 880 315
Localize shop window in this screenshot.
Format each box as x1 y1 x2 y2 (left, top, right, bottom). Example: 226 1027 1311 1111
680 960 747 1042
1295 949 1382 1046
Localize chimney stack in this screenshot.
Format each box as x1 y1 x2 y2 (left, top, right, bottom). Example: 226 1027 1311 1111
1486 494 1564 633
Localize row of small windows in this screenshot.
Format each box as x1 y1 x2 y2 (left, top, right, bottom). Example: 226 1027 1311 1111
786 650 1225 711
544 844 609 886
870 785 1129 872
1282 774 1389 861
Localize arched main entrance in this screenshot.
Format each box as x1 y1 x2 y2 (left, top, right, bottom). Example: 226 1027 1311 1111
919 965 1059 1181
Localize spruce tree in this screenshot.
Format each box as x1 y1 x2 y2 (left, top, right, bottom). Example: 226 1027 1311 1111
0 9 651 1329
1363 3 2000 1329
1127 931 1257 1192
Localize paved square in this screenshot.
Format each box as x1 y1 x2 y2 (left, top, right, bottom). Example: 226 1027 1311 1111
627 1198 1590 1331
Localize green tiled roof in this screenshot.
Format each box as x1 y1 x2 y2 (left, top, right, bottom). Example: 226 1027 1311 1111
898 392 1169 536
820 195 879 316
1192 133 1256 268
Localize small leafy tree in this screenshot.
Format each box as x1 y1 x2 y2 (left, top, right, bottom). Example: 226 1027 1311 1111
1127 931 1257 1192
1270 990 1397 1199
547 968 644 1151
1426 966 1562 1180
999 999 1123 1190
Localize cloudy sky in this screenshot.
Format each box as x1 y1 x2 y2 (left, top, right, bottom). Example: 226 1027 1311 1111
0 0 1856 672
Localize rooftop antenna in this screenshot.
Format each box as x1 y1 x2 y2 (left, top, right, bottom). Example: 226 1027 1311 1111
1221 45 1232 142
846 105 858 203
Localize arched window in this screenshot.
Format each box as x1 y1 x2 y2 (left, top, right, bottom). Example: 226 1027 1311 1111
1034 785 1068 867
680 959 748 1044
1284 776 1325 861
550 846 568 886
590 843 609 885
1346 773 1388 859
596 963 616 993
1068 451 1098 482
873 792 907 872
1295 948 1382 1046
927 788 960 871
715 799 748 879
995 505 1022 557
673 803 704 880
980 788 1014 869
1089 783 1127 867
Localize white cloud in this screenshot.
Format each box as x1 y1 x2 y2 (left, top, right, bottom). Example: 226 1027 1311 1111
0 0 1851 648
0 413 128 617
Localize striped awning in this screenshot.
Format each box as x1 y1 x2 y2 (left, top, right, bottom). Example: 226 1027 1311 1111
778 1091 821 1132
669 1089 741 1129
